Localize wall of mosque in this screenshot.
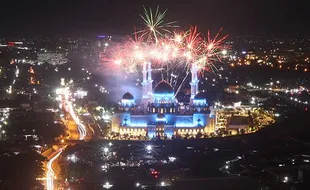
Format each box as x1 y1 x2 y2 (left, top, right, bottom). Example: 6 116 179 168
113 113 210 128
113 74 214 138
112 111 216 138
121 99 135 107
153 93 175 104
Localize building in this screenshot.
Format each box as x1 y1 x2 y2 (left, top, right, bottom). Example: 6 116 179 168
111 62 216 139
227 116 249 135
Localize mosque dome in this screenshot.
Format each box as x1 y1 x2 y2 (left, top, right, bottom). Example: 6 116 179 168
154 81 174 94
122 92 134 100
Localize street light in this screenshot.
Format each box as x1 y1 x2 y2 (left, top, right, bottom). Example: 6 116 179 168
67 154 77 163
103 182 113 189
146 145 152 151
103 147 109 153
136 182 140 187
160 181 165 187
101 164 108 171
168 156 177 162
283 176 289 183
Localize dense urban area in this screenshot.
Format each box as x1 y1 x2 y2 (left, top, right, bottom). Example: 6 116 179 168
0 1 310 190
0 34 309 190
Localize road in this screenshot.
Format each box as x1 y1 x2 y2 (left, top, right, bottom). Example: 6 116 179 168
66 117 81 140
67 100 87 140
43 92 94 190
46 149 63 190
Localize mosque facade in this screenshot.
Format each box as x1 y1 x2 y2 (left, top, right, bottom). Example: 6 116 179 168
111 62 216 139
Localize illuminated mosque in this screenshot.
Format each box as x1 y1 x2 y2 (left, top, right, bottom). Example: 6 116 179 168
111 62 216 138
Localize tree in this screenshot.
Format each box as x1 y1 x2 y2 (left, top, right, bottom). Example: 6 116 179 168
7 111 64 143
66 162 91 182
0 151 46 190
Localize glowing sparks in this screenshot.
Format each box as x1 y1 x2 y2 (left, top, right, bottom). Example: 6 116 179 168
135 51 144 60
138 6 178 43
207 43 214 50
174 34 182 43
101 6 228 95
114 59 122 65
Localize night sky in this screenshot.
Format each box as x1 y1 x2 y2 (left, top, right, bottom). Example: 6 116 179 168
0 0 309 37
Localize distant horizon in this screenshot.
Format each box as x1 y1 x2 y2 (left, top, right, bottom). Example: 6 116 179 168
1 33 310 41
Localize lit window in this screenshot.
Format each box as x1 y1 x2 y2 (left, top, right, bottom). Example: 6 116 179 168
161 108 163 113
170 108 172 113
153 108 155 112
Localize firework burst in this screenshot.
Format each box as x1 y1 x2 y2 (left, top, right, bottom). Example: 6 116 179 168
200 28 229 73
138 6 178 44
102 6 228 96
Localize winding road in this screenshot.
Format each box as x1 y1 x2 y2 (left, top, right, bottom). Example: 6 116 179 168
44 90 91 190
46 149 63 190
